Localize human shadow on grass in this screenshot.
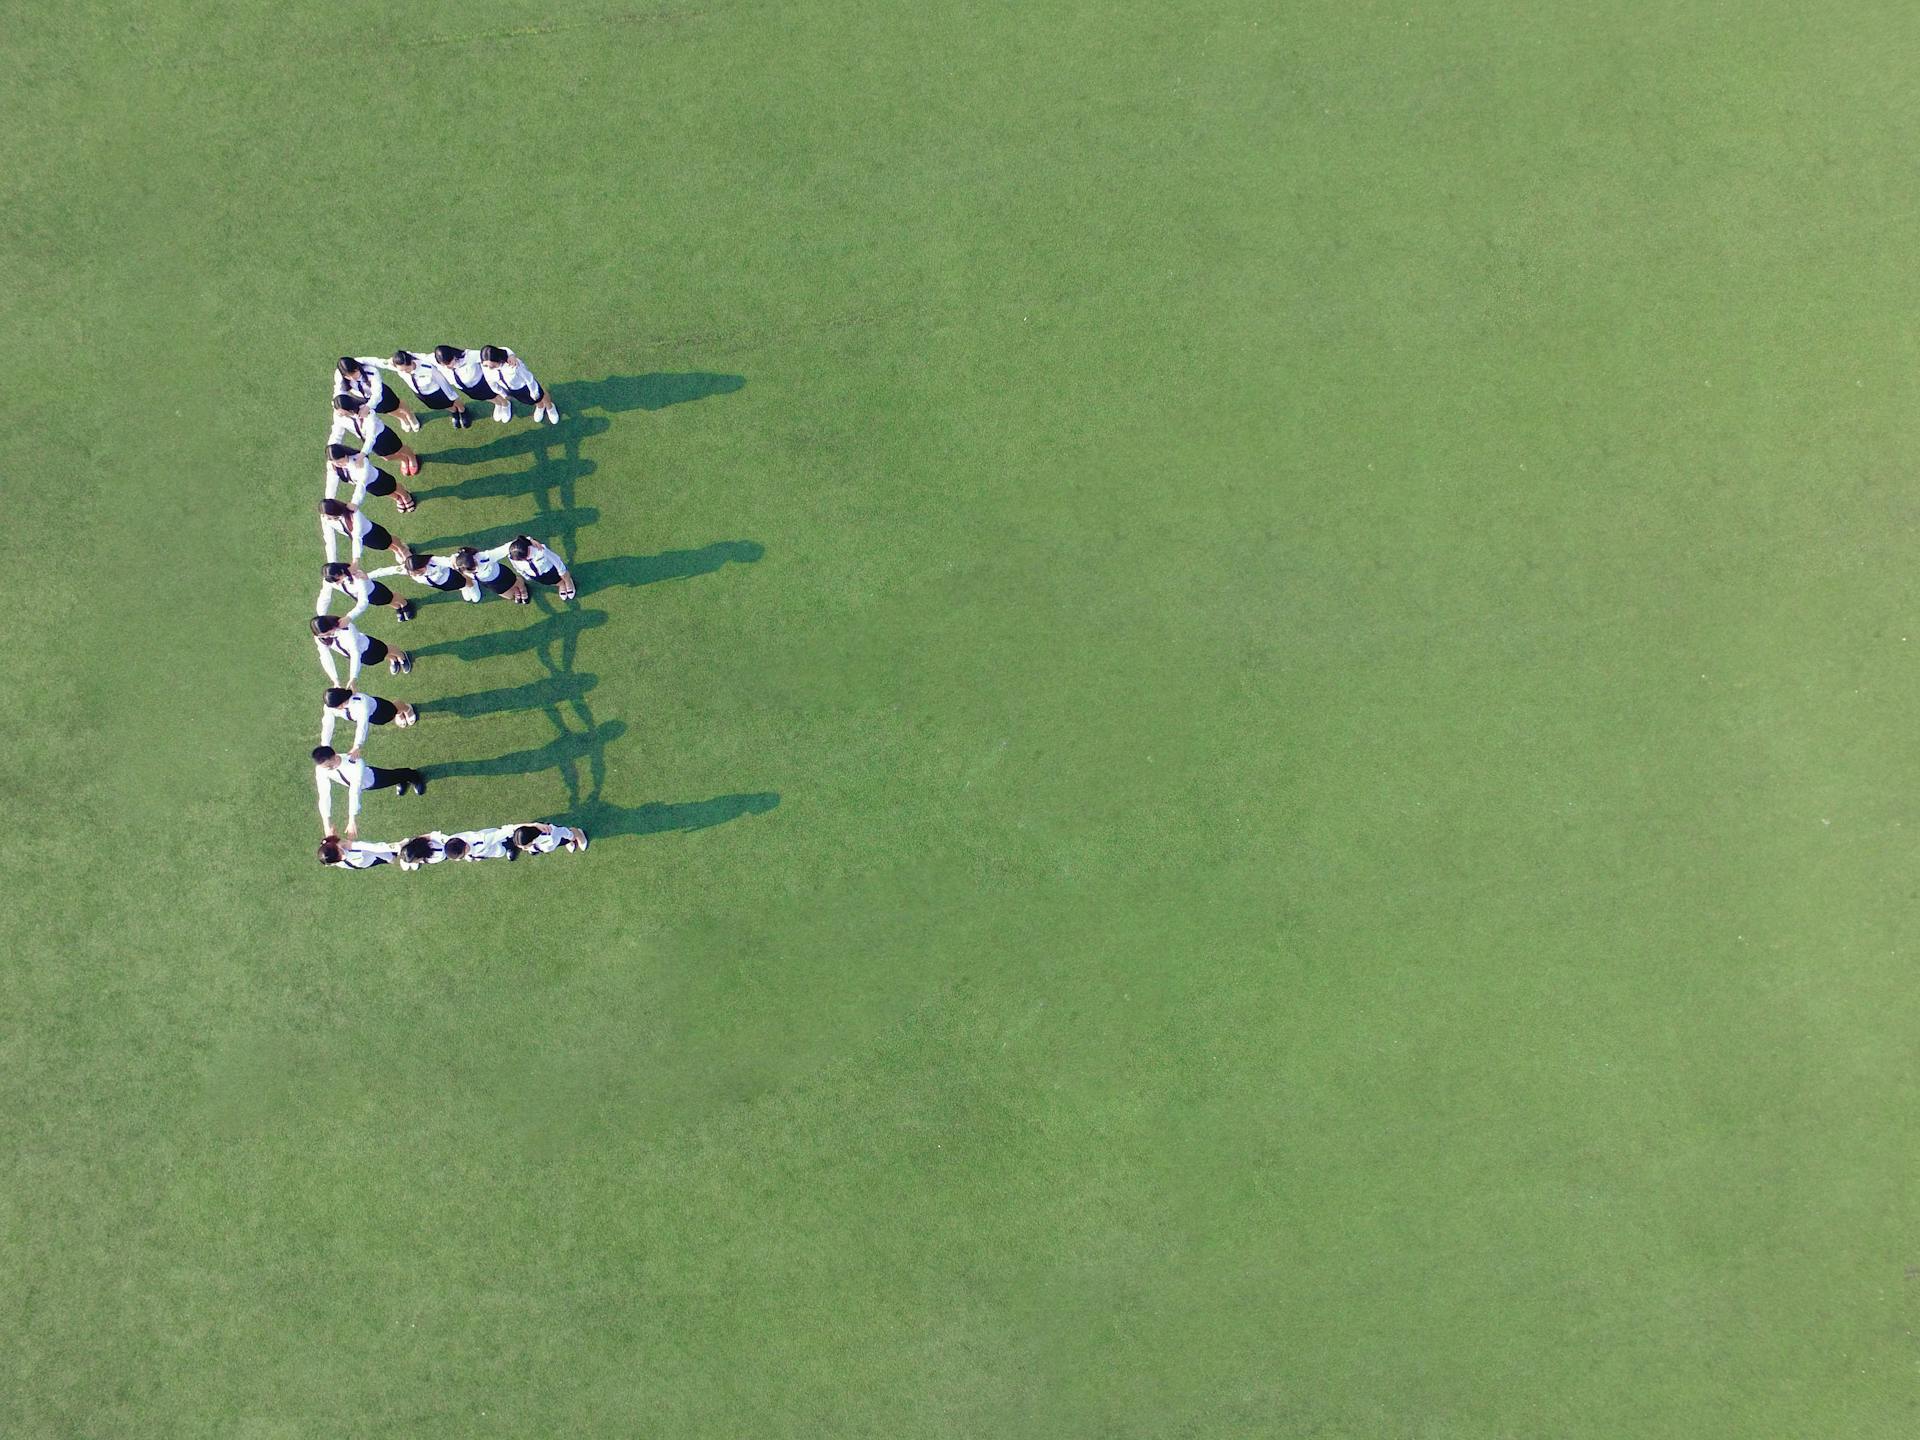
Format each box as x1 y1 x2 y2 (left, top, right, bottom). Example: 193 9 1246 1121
409 607 607 663
545 791 780 843
416 672 599 720
420 721 628 787
573 540 765 597
411 506 599 557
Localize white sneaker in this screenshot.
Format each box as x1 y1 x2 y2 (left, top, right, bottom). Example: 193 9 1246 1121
492 400 512 423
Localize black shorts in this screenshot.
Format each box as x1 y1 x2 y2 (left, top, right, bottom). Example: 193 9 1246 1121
362 467 396 498
415 386 457 411
526 564 564 587
365 581 396 607
502 382 542 406
426 571 466 592
455 378 495 402
364 764 402 791
367 697 399 725
481 568 518 595
358 635 391 666
372 383 400 414
362 520 396 552
369 427 403 458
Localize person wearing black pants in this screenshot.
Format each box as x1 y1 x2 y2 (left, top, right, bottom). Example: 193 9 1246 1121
314 745 425 841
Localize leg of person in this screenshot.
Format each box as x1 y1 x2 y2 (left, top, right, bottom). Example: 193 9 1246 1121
395 701 418 727
360 636 391 670
363 520 398 555
367 697 400 727
389 645 413 674
397 444 420 477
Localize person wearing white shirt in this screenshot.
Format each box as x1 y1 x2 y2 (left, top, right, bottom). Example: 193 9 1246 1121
318 836 400 870
317 562 416 623
322 687 416 750
397 832 456 870
333 356 419 432
446 824 521 860
324 443 414 513
369 552 482 603
384 350 471 429
330 393 420 476
479 345 560 425
312 614 412 684
430 345 495 403
314 745 426 839
510 822 588 855
319 498 409 566
486 535 576 599
453 545 529 602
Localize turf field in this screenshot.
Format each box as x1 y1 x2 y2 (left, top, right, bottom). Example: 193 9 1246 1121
4 1 1917 1433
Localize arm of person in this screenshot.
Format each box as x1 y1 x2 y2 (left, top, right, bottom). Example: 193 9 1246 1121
317 768 334 832
323 462 341 502
315 636 341 685
462 576 481 602
316 579 335 615
320 706 337 749
349 519 364 565
344 771 362 839
343 626 363 685
349 466 371 509
322 517 339 565
352 703 371 751
343 578 371 622
479 542 513 564
365 562 407 581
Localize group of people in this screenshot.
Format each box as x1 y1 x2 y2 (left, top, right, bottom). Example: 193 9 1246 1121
311 347 587 871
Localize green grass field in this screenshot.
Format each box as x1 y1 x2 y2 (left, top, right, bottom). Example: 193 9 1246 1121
5 1 1918 1433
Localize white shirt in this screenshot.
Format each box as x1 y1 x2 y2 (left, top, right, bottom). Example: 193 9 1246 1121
324 452 382 506
333 359 382 406
370 557 478 602
322 507 381 563
316 755 370 830
328 410 390 454
488 538 568 580
484 353 539 396
330 840 398 870
452 825 518 860
314 620 369 684
316 568 377 621
397 831 451 871
383 353 457 402
321 692 381 750
435 349 485 391
468 551 506 584
516 824 567 855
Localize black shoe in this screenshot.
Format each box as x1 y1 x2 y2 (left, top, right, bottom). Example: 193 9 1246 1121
395 601 416 622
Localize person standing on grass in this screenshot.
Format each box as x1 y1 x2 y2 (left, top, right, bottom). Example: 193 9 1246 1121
453 545 529 603
318 836 400 869
383 350 472 428
479 345 560 424
367 551 481 603
320 498 410 566
332 356 420 433
315 744 426 840
485 535 576 600
321 687 417 750
312 614 412 685
325 442 415 513
397 832 454 870
317 562 416 624
429 345 497 408
329 393 420 476
512 822 588 855
445 824 522 860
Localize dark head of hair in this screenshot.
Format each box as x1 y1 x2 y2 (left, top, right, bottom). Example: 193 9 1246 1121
452 547 479 571
442 836 469 860
401 836 436 862
513 825 543 847
318 838 344 864
312 745 336 765
432 345 461 365
404 552 431 574
336 357 360 379
310 615 339 636
390 350 415 370
332 392 363 413
480 345 510 365
507 537 532 562
322 562 350 583
326 442 355 461
320 498 351 518
323 687 351 709
503 837 522 860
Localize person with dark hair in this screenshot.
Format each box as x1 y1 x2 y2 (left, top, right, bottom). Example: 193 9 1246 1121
445 824 521 860
512 822 589 855
317 562 416 623
319 836 400 869
429 345 495 405
484 535 575 600
396 832 454 871
440 836 471 860
479 345 560 425
321 686 417 750
315 744 425 839
453 545 529 603
312 614 412 685
333 356 420 432
383 350 471 428
324 442 414 513
320 497 410 566
329 393 420 476
367 552 481 603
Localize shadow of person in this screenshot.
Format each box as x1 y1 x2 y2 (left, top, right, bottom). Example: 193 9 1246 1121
555 372 746 415
548 791 780 842
420 720 628 785
411 506 600 556
572 540 765 598
409 607 608 663
416 672 599 719
408 454 596 505
423 414 611 470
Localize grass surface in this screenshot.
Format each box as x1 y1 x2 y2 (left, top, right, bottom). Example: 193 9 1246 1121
4 0 1918 1434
